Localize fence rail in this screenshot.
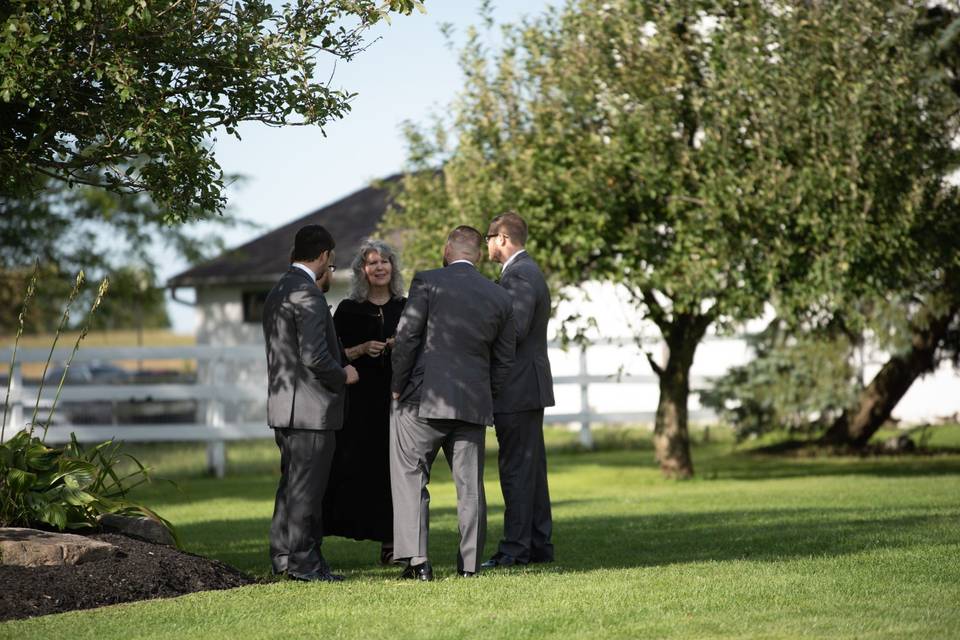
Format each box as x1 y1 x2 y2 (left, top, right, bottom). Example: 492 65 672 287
1 340 711 476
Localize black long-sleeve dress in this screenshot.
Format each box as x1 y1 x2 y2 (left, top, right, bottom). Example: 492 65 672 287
321 296 405 543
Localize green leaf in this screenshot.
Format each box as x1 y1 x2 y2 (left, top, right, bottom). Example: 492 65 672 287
53 459 97 489
24 443 57 471
40 502 68 530
0 444 13 467
6 467 37 492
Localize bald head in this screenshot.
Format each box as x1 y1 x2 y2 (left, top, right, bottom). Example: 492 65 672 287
444 225 483 265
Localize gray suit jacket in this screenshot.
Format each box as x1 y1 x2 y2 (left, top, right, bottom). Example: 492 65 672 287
494 252 556 413
391 262 516 426
263 267 347 430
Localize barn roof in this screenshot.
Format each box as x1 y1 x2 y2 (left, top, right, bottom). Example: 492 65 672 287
167 174 402 288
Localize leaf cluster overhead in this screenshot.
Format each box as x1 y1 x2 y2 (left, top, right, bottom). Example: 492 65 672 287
0 0 424 219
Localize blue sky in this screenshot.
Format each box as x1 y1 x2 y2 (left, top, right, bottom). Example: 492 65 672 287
165 1 555 332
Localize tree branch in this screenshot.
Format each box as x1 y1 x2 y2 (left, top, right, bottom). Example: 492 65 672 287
645 350 665 378
640 287 671 334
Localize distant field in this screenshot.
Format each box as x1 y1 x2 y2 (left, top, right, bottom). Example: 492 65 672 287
1 330 196 377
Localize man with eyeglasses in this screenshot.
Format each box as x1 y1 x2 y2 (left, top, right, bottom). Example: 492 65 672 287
482 211 556 569
262 224 359 582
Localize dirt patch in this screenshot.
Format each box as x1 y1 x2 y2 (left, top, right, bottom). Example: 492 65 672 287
0 533 255 622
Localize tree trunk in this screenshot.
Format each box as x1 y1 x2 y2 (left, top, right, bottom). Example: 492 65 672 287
651 312 711 478
820 299 959 448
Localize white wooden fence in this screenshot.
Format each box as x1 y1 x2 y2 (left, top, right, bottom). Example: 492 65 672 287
0 340 714 477
547 338 714 447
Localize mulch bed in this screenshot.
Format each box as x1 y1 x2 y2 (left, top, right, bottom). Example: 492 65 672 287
0 533 256 622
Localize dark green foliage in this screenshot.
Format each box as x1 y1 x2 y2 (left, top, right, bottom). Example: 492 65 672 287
0 0 425 218
1 258 177 545
701 321 859 441
0 179 246 333
0 430 178 544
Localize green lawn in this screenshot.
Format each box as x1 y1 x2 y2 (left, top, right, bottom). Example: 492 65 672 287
3 426 960 639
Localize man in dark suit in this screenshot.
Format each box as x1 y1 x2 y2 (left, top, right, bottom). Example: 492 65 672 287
481 211 557 569
263 224 359 582
390 226 516 580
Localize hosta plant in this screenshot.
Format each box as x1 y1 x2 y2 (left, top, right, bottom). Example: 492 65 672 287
1 264 178 545
0 430 179 546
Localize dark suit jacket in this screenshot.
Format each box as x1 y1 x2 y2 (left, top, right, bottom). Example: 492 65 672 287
494 252 556 413
263 266 347 430
391 261 516 426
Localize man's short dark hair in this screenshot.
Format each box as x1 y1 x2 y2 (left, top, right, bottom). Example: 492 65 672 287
290 225 335 263
489 211 528 246
447 225 483 254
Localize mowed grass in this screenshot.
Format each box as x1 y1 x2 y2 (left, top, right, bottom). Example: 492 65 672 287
2 426 959 639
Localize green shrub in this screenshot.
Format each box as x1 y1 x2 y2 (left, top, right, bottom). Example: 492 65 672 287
0 430 178 543
1 263 178 544
701 321 859 441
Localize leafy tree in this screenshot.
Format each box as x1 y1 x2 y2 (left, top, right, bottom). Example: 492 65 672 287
818 221 960 447
383 0 956 476
1 0 424 219
814 7 960 448
0 180 241 333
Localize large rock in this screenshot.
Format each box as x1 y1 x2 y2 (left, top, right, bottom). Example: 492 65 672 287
98 514 176 546
0 528 118 567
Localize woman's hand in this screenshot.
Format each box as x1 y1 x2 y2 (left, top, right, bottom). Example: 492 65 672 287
364 340 387 357
348 340 387 360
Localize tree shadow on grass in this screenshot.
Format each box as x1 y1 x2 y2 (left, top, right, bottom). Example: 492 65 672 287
541 446 960 480
551 506 960 573
695 450 960 480
175 502 960 580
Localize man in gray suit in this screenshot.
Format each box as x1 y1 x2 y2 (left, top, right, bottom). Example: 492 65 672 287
263 224 359 582
390 226 516 580
481 211 556 568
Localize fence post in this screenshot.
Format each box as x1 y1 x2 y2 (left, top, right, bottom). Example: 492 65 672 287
205 359 226 478
578 345 594 449
206 400 226 478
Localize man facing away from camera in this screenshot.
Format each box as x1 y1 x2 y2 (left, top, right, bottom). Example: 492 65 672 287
389 225 516 580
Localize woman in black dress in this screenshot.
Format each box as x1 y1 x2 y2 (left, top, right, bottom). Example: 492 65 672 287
322 239 406 564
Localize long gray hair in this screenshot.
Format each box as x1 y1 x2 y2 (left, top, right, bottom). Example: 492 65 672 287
348 239 406 302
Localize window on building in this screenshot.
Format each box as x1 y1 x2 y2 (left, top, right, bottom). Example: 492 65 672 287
242 290 270 323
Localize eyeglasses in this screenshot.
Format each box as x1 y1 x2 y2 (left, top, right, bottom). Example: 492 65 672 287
328 264 337 273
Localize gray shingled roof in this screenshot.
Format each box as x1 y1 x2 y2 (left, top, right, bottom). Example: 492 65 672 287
167 174 402 288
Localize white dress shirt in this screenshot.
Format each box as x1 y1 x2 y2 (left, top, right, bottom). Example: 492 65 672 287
501 249 526 273
292 262 318 282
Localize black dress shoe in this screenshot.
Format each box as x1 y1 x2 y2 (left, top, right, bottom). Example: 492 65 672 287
288 570 345 583
480 553 526 569
458 571 477 578
399 561 433 581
